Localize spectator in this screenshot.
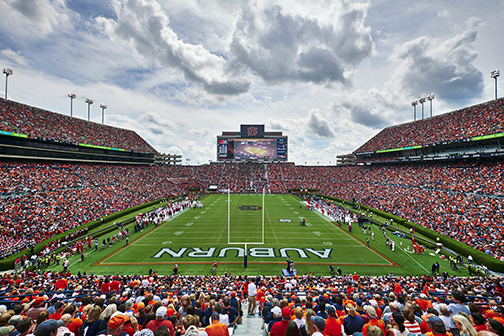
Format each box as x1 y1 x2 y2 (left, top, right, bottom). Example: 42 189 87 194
204 312 228 336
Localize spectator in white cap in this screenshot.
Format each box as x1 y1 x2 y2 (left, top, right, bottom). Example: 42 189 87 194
268 307 282 333
144 307 174 336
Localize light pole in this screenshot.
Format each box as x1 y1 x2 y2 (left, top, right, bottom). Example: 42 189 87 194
427 93 435 118
491 70 500 100
85 98 94 121
411 99 418 121
3 68 13 100
100 104 107 125
419 97 426 119
68 93 76 117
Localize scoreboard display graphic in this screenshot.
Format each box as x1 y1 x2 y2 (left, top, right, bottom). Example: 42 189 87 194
217 125 287 161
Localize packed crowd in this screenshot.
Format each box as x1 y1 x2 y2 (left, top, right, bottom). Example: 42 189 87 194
0 161 184 259
354 99 504 154
0 99 156 154
0 272 503 336
2 158 503 262
355 99 504 153
158 159 504 260
307 162 504 260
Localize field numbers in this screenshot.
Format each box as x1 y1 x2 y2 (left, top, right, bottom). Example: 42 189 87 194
162 241 172 245
174 231 184 236
313 231 322 236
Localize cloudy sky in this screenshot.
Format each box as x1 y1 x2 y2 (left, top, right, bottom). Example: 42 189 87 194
0 0 502 164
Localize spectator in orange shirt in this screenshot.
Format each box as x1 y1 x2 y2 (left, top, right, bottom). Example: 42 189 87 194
325 305 342 336
49 302 65 320
205 312 229 336
63 305 83 336
362 306 385 336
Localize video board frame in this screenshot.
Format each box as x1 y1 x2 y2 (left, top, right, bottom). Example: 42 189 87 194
217 125 287 162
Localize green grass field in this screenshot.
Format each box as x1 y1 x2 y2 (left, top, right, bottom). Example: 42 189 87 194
50 194 470 277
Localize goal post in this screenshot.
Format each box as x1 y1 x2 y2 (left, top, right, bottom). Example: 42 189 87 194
227 189 265 267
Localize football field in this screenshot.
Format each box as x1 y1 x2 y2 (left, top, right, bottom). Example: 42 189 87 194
92 194 399 273
55 193 464 276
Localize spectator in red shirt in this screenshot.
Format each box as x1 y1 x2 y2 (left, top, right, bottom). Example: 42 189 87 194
109 277 122 292
55 278 68 290
270 307 292 336
100 279 110 294
144 307 175 336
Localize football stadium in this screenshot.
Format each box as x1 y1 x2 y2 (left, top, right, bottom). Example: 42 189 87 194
1 2 504 335
0 95 503 336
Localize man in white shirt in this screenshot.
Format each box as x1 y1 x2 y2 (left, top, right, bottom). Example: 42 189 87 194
284 282 293 291
247 279 257 316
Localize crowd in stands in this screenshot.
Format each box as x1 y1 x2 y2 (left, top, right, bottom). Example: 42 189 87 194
158 159 504 260
0 161 184 259
2 158 503 262
0 271 503 336
354 99 504 154
0 99 156 154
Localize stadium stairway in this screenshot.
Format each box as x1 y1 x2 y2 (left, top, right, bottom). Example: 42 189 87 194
234 301 264 336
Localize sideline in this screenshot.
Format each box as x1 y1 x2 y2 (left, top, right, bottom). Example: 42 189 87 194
95 204 192 265
300 199 394 266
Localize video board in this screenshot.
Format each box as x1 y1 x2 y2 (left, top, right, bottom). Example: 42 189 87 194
217 125 287 161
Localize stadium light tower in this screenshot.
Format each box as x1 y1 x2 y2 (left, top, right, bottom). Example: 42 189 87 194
491 69 499 100
411 99 418 121
85 98 94 121
419 97 426 119
68 93 76 117
3 68 13 100
427 93 435 118
100 103 107 125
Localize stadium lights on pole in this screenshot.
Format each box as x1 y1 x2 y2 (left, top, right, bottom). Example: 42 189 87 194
419 97 426 119
411 99 418 121
85 98 94 121
427 93 435 118
100 104 107 125
3 68 13 100
491 70 499 100
68 93 76 117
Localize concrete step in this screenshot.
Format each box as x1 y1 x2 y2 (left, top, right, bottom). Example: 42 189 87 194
233 301 264 336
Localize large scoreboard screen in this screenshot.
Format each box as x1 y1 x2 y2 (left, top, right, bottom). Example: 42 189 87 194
217 125 287 161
